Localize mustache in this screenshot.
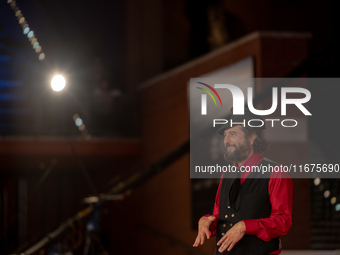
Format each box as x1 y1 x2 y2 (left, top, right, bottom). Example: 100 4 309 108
225 144 236 151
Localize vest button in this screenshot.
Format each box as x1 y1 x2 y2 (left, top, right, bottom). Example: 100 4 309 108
223 224 226 227
221 233 225 236
231 214 235 217
230 223 233 227
225 215 228 218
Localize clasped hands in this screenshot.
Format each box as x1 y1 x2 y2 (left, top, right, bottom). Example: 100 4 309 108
193 216 246 253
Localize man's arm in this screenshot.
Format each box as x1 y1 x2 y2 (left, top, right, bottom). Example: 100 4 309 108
199 199 219 238
204 173 223 237
243 170 293 241
193 174 223 247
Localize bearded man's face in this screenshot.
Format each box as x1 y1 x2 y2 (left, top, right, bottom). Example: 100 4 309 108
223 125 251 164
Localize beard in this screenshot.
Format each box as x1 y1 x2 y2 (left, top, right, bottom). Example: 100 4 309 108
224 139 251 164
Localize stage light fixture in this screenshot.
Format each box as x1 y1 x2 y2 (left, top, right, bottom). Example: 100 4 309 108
51 75 66 91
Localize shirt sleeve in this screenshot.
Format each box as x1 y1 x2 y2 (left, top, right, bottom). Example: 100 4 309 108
198 173 223 237
243 168 293 242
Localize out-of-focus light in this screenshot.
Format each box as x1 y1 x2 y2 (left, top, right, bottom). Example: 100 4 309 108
75 118 83 127
33 42 39 49
19 17 25 24
79 123 85 131
15 10 21 16
331 197 337 205
27 31 34 38
85 134 91 141
324 190 330 198
23 27 30 34
51 75 66 91
336 204 340 212
73 114 79 121
84 196 99 204
7 0 13 4
314 178 320 186
319 184 324 191
10 1 16 8
35 45 41 53
31 38 37 45
39 53 45 61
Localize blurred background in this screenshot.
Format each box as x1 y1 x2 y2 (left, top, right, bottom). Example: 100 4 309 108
1 0 340 254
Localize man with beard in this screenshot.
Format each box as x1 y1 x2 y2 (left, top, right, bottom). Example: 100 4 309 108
193 109 293 255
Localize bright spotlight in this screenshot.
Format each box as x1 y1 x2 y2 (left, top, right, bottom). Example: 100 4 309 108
51 75 66 91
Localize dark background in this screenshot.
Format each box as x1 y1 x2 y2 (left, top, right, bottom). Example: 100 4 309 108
1 0 340 254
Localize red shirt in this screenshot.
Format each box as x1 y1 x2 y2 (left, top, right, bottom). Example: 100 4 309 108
202 153 293 254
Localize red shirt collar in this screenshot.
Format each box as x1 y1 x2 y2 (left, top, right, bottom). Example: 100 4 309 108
233 152 264 183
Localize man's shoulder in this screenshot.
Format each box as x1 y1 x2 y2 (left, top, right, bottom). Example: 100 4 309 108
260 157 279 167
261 158 293 180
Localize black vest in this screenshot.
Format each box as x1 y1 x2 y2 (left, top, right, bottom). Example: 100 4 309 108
215 158 279 255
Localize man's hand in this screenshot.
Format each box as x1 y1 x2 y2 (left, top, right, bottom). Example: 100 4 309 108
193 216 216 247
217 220 245 253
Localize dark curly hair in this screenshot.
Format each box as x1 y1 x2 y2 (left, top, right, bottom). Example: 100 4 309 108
242 126 269 153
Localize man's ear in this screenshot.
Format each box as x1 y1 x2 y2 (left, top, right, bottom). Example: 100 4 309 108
248 132 257 146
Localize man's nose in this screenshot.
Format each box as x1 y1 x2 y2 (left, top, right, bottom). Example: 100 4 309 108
224 136 230 145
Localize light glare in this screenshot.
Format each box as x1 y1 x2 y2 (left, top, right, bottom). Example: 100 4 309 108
51 75 66 91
